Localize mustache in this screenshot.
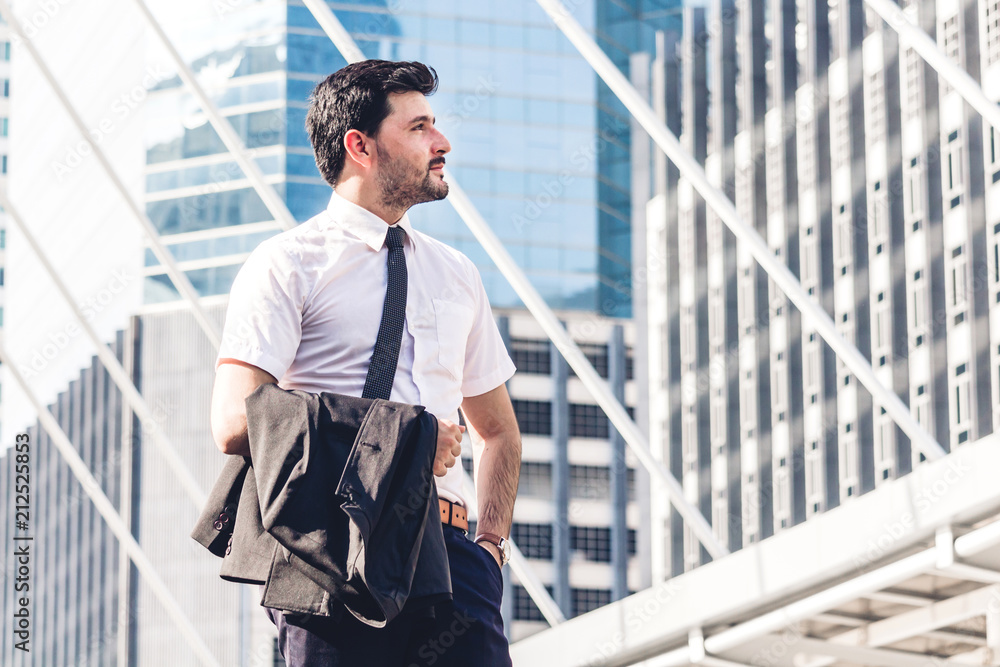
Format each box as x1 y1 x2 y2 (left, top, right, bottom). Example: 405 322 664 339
429 157 446 169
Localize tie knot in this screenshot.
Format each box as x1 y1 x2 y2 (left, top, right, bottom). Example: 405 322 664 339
385 226 405 250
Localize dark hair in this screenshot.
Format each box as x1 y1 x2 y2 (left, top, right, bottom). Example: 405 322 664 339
306 60 439 187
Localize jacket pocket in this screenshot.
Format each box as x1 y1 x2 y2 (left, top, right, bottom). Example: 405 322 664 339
432 298 474 381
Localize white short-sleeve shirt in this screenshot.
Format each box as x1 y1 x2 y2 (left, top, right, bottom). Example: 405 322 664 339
216 190 516 507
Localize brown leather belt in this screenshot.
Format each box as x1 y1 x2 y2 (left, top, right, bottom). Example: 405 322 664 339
439 498 468 532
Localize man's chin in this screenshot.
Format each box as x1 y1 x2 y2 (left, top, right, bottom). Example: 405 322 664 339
422 180 449 202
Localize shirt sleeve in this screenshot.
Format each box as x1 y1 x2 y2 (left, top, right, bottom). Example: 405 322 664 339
460 261 516 397
216 240 308 382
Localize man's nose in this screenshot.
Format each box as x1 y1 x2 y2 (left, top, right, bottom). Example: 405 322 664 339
432 127 451 155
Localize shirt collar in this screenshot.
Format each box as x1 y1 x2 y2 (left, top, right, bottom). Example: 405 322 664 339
323 190 415 251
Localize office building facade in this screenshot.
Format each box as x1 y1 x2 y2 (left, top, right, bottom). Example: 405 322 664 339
0 333 127 667
638 0 1000 579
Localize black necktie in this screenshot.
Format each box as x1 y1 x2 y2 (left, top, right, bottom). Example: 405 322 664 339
362 225 408 401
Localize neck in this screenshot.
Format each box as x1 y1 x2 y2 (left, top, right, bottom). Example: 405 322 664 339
334 177 405 225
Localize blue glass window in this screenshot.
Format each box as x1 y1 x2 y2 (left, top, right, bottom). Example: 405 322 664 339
286 107 311 148
458 19 491 45
214 80 283 109
146 155 282 193
494 97 526 123
286 182 333 222
287 33 348 75
526 26 558 52
287 6 319 29
145 263 243 302
493 23 525 50
145 229 279 267
288 77 320 104
425 16 458 42
287 153 321 179
147 109 286 163
146 187 274 235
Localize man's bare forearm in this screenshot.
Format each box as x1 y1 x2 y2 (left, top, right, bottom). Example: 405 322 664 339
474 430 521 538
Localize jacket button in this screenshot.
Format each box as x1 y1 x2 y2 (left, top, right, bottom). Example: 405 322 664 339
214 519 224 531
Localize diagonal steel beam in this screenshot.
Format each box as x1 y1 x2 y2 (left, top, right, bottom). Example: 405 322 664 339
128 0 299 233
0 0 222 350
865 0 1000 133
790 635 975 666
0 342 221 667
299 0 729 565
0 189 207 509
535 0 947 463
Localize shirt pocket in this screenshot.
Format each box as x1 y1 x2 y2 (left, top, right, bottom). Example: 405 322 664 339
432 298 475 381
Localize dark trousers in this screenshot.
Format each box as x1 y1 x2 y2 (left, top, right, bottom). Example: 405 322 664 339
265 525 511 667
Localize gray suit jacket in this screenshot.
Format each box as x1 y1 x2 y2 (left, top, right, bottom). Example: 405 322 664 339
190 383 451 627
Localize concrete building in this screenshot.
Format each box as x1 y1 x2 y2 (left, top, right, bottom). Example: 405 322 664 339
637 0 1000 579
0 333 127 666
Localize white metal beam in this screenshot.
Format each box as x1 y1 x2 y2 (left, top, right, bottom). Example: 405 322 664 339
698 656 752 667
941 563 1000 585
789 635 967 667
865 589 939 607
700 549 939 657
0 189 207 508
0 341 221 667
864 0 1000 133
956 521 1000 557
799 584 1000 667
533 0 947 464
128 0 299 233
298 0 729 567
0 0 222 350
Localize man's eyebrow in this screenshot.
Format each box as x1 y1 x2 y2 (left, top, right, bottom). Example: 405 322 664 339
407 114 435 125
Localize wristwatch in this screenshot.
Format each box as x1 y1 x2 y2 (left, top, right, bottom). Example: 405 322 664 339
474 532 511 566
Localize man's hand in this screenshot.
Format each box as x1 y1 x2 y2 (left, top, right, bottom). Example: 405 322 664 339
434 418 465 476
477 540 503 568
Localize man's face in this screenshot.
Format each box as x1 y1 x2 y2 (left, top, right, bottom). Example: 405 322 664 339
371 91 452 210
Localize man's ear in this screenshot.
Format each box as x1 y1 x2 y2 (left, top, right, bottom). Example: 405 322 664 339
344 129 373 170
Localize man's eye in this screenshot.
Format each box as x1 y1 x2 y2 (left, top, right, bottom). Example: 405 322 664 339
414 124 424 130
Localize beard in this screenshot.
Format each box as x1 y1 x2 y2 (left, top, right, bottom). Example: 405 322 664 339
374 145 449 211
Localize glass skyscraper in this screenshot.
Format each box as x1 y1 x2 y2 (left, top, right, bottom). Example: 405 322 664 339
141 0 680 316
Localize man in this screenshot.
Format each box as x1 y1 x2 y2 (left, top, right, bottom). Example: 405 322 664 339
209 60 521 665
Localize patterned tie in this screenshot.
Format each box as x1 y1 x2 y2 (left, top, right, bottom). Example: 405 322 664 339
362 225 408 401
